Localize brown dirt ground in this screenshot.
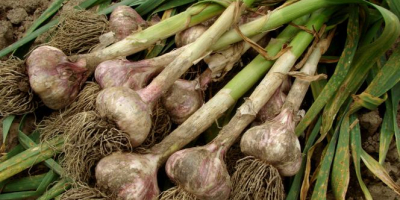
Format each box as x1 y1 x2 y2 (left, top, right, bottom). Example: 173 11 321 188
0 0 53 54
356 108 400 200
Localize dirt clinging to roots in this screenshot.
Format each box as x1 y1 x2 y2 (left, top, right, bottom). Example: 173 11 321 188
38 82 132 183
60 182 112 200
39 82 101 142
0 57 37 116
230 156 285 200
160 186 199 200
225 141 245 175
136 101 172 152
47 8 108 55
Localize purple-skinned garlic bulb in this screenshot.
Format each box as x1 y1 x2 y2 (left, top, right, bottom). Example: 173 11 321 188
96 87 152 147
165 143 231 200
175 25 208 47
95 152 159 199
240 108 302 176
110 6 146 41
94 44 189 90
95 59 159 90
161 79 203 124
94 7 238 198
26 46 87 110
256 85 286 123
161 69 211 124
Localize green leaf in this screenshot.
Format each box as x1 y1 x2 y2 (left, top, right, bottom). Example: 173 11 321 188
359 19 383 48
129 0 147 7
379 96 395 164
310 121 340 200
24 0 66 36
97 0 112 12
161 38 176 55
36 178 71 200
146 9 176 59
0 171 59 199
0 19 59 59
0 131 40 163
321 3 400 135
76 0 105 10
98 0 145 15
350 114 373 200
295 5 360 136
0 191 38 200
386 0 400 18
310 65 328 100
331 114 351 199
305 99 351 200
36 170 58 194
2 115 16 148
0 136 64 182
392 82 400 157
361 150 400 195
135 0 167 15
286 117 322 200
18 115 64 176
153 0 196 14
352 46 400 107
2 174 46 192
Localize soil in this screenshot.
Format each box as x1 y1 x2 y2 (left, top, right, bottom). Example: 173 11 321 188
359 110 383 136
357 108 400 200
0 0 54 54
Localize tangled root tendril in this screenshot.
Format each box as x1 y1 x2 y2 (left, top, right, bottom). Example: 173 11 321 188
230 156 285 200
0 58 38 116
60 182 113 200
39 82 101 143
159 186 199 200
47 8 108 55
136 101 172 152
225 141 245 175
61 111 132 183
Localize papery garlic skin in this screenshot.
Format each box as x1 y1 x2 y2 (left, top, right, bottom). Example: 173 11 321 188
96 152 159 200
26 46 87 110
240 108 302 176
166 143 231 200
96 87 152 147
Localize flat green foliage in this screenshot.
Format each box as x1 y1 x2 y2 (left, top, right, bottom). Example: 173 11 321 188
392 82 400 158
286 117 322 200
37 178 71 200
321 3 400 135
1 174 46 193
350 114 373 200
385 0 400 18
2 115 15 151
295 4 361 136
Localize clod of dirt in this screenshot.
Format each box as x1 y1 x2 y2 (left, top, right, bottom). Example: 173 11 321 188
359 110 382 135
0 20 13 51
7 8 28 24
386 143 399 162
362 133 380 154
0 0 42 13
364 160 400 200
369 181 400 200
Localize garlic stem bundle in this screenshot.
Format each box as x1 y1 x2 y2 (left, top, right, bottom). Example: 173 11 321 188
161 9 333 200
232 29 332 199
